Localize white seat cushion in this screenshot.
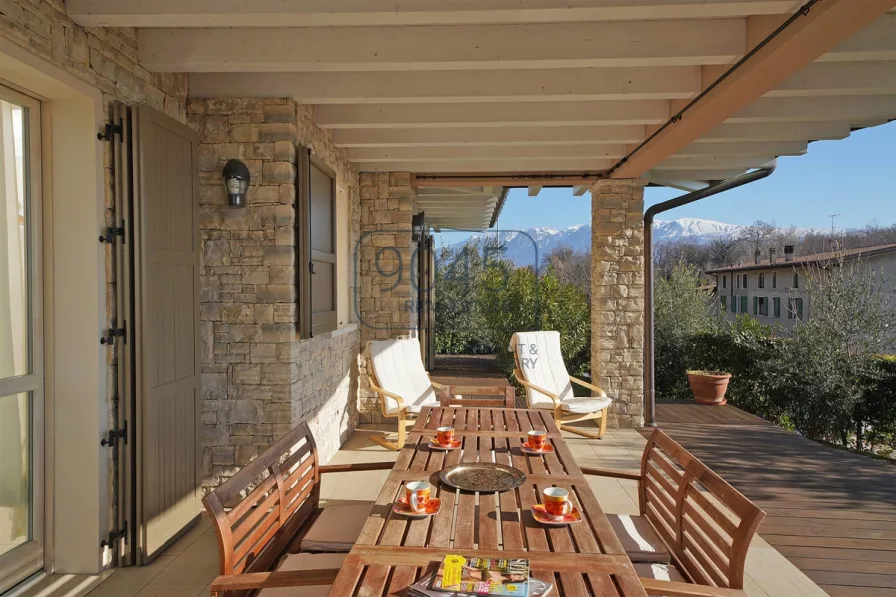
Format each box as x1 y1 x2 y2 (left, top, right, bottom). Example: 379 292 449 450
509 331 575 409
559 396 613 414
369 339 439 415
258 553 346 597
634 563 688 597
607 514 672 564
529 396 612 414
510 331 613 413
300 503 371 552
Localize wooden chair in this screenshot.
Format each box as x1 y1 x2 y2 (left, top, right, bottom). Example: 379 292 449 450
509 330 613 439
583 429 766 595
202 422 393 596
365 338 515 450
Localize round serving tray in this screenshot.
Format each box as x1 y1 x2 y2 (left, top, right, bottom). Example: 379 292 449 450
438 463 527 493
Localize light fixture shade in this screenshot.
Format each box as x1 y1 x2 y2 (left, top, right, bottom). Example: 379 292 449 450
222 159 250 207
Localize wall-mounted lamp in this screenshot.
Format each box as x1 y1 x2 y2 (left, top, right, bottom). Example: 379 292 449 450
412 212 425 242
223 159 250 207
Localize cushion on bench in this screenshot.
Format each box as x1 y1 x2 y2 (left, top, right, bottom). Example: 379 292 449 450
258 553 347 597
300 502 372 552
607 514 671 564
634 563 688 597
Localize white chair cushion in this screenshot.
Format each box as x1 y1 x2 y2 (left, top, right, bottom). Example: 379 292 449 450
258 553 347 597
369 338 439 416
509 331 575 409
558 396 613 414
635 563 688 596
300 503 371 552
607 514 672 564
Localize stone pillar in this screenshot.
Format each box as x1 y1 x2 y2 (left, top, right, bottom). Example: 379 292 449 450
357 172 419 420
590 179 646 429
192 98 300 485
191 98 362 486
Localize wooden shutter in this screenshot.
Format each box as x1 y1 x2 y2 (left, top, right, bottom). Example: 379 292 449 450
133 106 202 562
296 149 337 337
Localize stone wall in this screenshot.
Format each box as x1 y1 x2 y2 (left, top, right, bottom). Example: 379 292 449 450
357 172 419 420
190 97 362 487
590 179 646 429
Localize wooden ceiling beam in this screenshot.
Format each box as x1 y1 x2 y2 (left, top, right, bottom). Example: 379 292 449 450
138 20 745 72
611 0 896 179
189 66 700 104
413 174 604 188
364 159 613 173
315 101 668 129
346 144 628 161
333 126 646 148
68 0 799 28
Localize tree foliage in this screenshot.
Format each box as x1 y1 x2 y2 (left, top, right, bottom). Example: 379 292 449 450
654 255 896 456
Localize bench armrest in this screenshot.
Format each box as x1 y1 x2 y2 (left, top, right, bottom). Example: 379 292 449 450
639 579 748 597
319 462 395 474
209 569 340 594
581 467 642 481
569 375 608 397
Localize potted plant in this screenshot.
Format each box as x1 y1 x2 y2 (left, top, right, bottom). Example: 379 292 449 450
686 370 732 405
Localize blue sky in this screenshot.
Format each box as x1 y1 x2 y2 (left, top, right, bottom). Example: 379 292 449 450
436 120 895 246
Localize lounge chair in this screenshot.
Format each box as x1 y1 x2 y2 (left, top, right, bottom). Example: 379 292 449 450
509 330 612 439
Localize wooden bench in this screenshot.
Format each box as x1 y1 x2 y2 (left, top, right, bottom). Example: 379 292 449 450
439 383 515 408
202 422 393 596
584 429 765 597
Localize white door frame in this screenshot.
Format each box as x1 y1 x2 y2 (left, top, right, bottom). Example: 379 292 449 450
0 82 44 595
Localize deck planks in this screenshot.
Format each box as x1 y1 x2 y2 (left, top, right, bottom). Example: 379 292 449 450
653 401 896 597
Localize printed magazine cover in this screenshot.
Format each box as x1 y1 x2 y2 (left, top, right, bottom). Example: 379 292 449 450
409 573 552 597
430 556 530 597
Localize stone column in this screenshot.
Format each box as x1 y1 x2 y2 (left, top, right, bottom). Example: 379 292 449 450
357 172 419 420
192 98 300 485
590 179 646 429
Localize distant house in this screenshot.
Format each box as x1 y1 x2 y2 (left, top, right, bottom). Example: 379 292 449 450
706 243 896 328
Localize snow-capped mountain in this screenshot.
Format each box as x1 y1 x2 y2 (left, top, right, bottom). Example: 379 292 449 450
442 218 746 267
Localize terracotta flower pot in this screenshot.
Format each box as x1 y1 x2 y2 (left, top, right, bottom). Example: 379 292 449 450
686 371 732 406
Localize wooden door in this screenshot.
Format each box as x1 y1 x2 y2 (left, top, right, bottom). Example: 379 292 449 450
133 106 201 563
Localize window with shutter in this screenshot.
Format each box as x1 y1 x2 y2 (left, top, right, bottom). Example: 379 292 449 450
297 148 338 337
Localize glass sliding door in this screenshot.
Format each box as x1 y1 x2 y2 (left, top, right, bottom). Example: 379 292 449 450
0 86 43 593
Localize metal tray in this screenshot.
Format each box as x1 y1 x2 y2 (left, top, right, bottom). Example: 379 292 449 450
439 463 527 493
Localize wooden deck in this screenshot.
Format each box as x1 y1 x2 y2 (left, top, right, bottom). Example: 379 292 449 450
653 401 896 597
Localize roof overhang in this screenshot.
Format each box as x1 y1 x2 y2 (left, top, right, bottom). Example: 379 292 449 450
68 1 896 190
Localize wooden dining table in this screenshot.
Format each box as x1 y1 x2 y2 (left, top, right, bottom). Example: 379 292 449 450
329 406 648 597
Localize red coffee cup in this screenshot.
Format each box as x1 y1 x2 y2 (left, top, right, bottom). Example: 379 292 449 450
527 430 547 451
543 487 573 518
437 426 455 446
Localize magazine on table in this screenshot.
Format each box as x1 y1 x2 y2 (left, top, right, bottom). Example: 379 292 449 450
426 556 533 597
408 572 553 597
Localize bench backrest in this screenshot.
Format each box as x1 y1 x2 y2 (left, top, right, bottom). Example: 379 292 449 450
202 422 321 577
639 430 766 590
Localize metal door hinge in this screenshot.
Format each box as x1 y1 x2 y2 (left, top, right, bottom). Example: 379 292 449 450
100 324 127 346
101 421 127 448
101 522 128 549
99 222 126 244
309 261 316 274
97 122 123 141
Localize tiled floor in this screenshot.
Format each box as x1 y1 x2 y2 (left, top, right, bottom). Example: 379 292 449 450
45 423 825 597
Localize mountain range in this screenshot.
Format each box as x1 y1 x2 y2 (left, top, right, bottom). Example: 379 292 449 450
443 218 749 267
